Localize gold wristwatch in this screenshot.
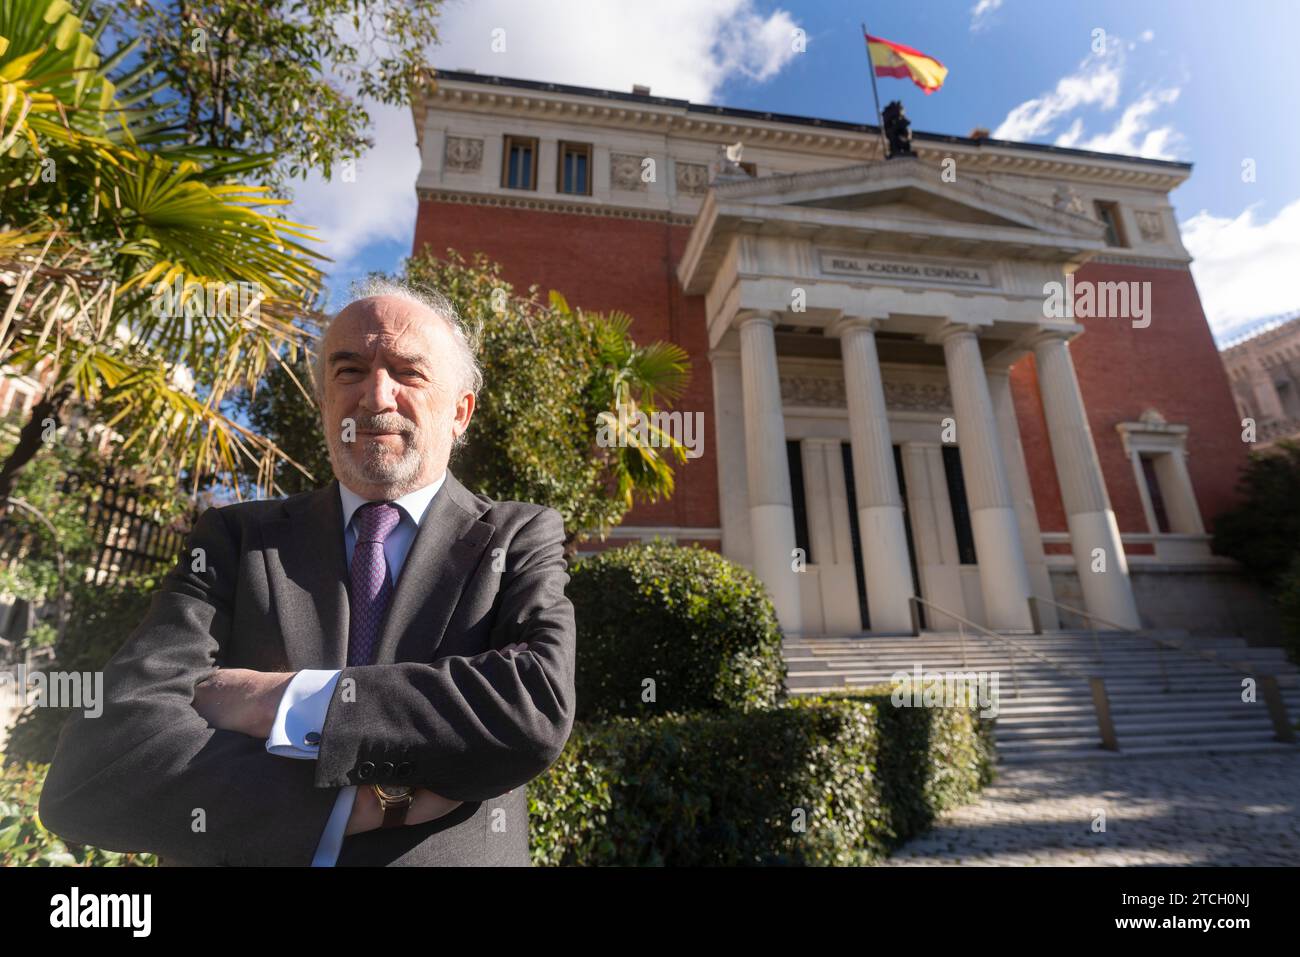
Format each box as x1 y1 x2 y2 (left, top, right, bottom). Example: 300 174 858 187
372 784 414 828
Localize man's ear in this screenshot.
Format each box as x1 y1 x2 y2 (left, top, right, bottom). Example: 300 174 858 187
453 392 475 438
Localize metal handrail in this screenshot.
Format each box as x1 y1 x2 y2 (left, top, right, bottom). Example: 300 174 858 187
1028 594 1295 744
1029 594 1169 690
909 595 1119 751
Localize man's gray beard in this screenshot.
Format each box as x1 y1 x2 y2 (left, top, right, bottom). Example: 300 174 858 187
329 432 424 496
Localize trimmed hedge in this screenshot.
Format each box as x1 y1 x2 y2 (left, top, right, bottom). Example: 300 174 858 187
568 542 786 719
4 683 993 867
528 684 995 866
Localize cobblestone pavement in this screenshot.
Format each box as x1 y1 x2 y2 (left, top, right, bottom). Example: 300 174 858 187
884 751 1300 866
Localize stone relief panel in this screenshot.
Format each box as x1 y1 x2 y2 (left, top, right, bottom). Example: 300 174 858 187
610 152 649 191
675 161 710 196
443 135 483 173
779 372 952 412
1133 209 1166 243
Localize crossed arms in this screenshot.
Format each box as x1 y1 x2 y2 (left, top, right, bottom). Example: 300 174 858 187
37 501 577 866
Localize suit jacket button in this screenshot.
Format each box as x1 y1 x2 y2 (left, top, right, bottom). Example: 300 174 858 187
357 761 375 780
380 761 395 778
396 761 413 778
304 731 321 746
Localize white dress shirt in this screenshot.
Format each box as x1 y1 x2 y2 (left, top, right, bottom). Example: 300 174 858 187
264 473 447 866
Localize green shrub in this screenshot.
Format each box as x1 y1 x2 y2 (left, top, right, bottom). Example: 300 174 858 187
1276 554 1300 665
528 685 994 866
1212 440 1300 588
568 541 786 719
0 758 156 866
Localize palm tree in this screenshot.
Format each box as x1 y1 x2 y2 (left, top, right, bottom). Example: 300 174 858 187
0 0 327 504
591 308 692 509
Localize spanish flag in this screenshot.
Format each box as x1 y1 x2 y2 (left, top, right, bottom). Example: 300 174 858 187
864 31 948 95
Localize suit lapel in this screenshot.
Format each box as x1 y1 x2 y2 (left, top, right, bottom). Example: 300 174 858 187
373 471 495 665
261 480 351 671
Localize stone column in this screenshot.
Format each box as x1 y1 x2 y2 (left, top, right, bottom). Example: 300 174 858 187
829 316 914 633
708 348 753 567
737 313 802 632
988 368 1059 629
940 325 1033 631
1032 331 1141 629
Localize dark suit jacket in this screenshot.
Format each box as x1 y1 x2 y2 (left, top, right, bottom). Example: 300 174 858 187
38 473 577 866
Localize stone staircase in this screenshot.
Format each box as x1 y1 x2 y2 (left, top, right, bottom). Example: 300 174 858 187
783 630 1300 763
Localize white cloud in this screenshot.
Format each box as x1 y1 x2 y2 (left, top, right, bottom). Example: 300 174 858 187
1181 199 1300 337
970 0 1004 31
1069 87 1182 159
285 101 421 284
1140 29 1155 42
992 47 1122 141
992 37 1182 159
433 0 802 102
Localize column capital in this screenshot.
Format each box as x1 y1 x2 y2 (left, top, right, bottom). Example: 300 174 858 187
827 315 883 338
1026 324 1084 350
736 311 778 332
930 321 982 346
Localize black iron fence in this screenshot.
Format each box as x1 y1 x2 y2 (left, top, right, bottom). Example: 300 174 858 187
0 468 192 586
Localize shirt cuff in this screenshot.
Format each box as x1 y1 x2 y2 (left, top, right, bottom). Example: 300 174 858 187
266 669 341 759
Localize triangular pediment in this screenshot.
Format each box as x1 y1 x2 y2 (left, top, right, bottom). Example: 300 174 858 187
709 159 1104 240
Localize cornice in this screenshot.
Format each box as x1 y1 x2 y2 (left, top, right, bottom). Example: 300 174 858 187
424 80 1191 193
416 188 696 225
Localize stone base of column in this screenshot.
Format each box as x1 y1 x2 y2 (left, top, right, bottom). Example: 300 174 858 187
749 503 803 632
970 506 1034 631
858 504 914 633
1067 509 1141 630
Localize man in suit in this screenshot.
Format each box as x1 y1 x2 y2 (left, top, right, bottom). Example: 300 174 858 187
38 280 577 865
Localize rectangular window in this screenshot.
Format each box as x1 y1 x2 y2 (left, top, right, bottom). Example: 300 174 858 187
1093 200 1127 247
557 141 592 195
1140 454 1172 533
502 135 537 190
786 441 812 565
942 445 979 565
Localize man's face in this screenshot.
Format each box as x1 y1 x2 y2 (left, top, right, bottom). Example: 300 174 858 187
319 295 474 499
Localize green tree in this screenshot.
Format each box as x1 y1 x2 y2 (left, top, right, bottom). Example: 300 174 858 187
402 248 692 554
0 0 330 503
96 0 444 191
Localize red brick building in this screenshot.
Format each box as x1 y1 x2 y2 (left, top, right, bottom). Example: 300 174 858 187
412 70 1255 637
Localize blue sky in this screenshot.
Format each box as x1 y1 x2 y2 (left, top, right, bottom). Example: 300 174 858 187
293 0 1300 344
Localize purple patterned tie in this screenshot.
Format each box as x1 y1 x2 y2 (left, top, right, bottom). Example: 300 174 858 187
347 501 402 667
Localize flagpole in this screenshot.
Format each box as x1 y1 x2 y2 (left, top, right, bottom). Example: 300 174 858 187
861 22 889 159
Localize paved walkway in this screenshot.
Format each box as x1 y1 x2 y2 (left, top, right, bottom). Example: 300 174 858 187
884 752 1300 866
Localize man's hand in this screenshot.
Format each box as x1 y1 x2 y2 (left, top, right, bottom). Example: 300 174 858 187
192 668 294 739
